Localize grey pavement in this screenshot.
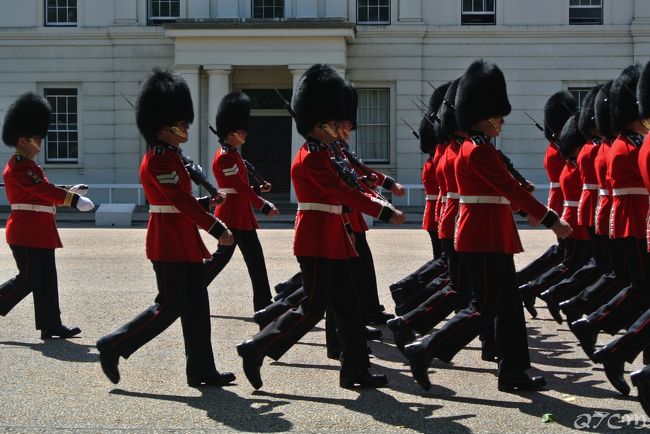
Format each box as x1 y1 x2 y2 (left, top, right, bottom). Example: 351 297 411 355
0 227 647 433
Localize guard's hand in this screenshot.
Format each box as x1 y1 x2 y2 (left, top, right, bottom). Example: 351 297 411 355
76 196 94 212
390 209 406 225
551 219 572 239
523 180 536 192
211 192 226 206
218 229 234 246
69 184 88 196
391 182 406 197
267 206 280 217
261 182 272 193
526 214 540 227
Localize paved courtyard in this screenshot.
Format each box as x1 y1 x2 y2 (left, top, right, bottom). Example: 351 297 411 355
0 226 647 433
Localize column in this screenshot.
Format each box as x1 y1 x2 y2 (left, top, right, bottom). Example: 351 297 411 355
114 0 138 25
289 65 308 203
204 65 232 186
175 65 202 194
397 0 423 23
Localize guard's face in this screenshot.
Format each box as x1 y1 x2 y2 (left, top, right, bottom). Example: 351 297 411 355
476 117 504 137
16 135 42 158
228 130 247 147
642 118 650 133
169 121 190 141
338 121 353 142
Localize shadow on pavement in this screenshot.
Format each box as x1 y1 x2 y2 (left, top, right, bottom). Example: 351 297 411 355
0 339 96 363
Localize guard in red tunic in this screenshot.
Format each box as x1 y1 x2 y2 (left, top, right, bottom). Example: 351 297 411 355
403 60 571 392
420 118 443 258
96 69 236 388
236 64 404 390
572 64 650 369
0 92 94 339
203 91 278 312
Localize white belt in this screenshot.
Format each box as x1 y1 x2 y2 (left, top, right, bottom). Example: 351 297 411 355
441 196 448 203
550 182 560 188
10 204 56 214
425 194 437 200
297 202 342 214
149 205 180 213
460 195 511 205
612 188 649 196
582 184 599 190
447 192 460 200
563 200 579 207
219 188 237 194
598 189 610 196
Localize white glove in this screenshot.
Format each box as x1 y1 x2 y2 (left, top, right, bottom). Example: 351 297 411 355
69 184 88 196
76 196 94 212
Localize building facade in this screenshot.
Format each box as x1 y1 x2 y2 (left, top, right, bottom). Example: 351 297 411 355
0 0 649 205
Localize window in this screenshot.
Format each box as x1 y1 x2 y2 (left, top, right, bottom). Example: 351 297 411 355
356 88 390 163
148 0 180 25
252 0 284 19
357 0 390 25
569 0 602 25
461 0 495 25
44 88 78 163
568 87 592 110
44 0 77 26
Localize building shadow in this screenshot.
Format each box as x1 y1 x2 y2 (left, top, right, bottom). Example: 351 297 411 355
110 388 292 432
0 339 96 363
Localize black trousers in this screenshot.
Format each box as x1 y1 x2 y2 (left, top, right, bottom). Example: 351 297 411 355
250 257 368 373
515 242 565 287
98 261 217 378
204 228 272 312
0 245 62 330
543 258 602 303
351 231 382 318
419 252 529 375
600 307 650 364
428 230 443 260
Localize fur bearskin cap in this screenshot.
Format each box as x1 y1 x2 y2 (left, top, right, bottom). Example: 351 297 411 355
427 81 451 120
578 85 601 137
136 68 194 144
610 64 641 134
2 92 51 147
543 90 577 143
558 115 586 158
419 117 444 154
343 80 359 130
292 64 346 138
455 60 511 131
216 91 251 141
439 78 460 138
638 60 650 120
595 81 614 140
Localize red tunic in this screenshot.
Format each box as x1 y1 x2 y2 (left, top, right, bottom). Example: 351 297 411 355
577 140 600 228
433 142 448 224
213 145 267 231
3 154 75 249
439 139 461 240
594 140 613 236
291 141 392 260
544 143 565 216
454 135 552 254
607 133 648 240
141 143 227 262
560 161 590 240
637 134 650 250
421 155 438 231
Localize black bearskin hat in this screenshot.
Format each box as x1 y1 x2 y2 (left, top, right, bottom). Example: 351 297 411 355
2 92 51 147
638 60 650 120
439 78 460 138
578 85 601 137
216 91 251 141
455 60 511 131
543 91 577 143
292 64 346 138
419 117 443 154
136 68 194 144
343 80 359 130
610 64 641 134
595 81 614 140
427 81 451 120
558 115 586 158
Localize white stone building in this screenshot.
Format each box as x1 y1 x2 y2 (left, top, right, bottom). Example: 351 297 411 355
0 0 649 206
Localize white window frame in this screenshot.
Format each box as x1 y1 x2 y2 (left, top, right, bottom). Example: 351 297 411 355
569 0 603 25
353 87 392 164
148 0 182 24
43 87 80 165
251 0 285 19
461 0 496 25
44 0 77 27
567 86 593 111
357 0 391 25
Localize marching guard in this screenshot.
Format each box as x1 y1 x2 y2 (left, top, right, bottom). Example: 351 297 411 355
0 92 94 339
96 69 236 388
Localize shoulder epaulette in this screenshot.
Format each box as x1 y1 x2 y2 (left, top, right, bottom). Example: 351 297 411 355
470 135 487 146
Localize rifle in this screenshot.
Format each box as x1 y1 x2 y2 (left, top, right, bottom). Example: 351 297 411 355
426 81 455 110
523 111 560 142
411 100 437 128
401 117 420 140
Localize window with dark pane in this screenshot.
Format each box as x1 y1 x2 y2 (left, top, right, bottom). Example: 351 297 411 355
357 0 390 24
252 0 285 19
44 88 78 163
461 0 496 25
356 88 390 163
148 0 181 25
568 87 592 111
45 0 77 26
569 0 602 25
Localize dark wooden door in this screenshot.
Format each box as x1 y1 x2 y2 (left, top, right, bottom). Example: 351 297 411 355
242 116 293 194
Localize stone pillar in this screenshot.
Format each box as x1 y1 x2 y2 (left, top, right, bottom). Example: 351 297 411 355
204 65 232 186
175 65 201 194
